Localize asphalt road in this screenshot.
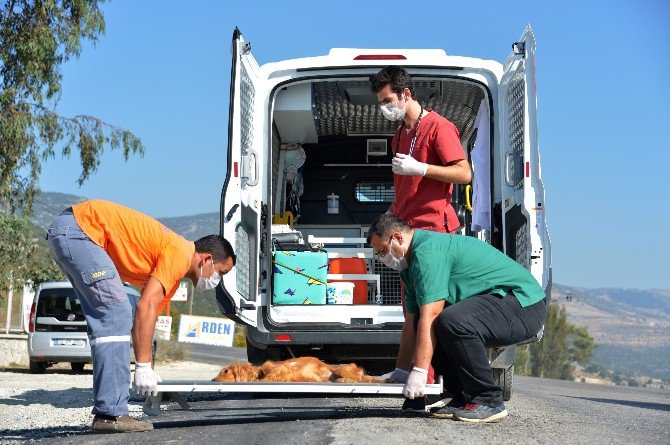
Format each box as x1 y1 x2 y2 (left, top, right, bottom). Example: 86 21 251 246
25 345 670 444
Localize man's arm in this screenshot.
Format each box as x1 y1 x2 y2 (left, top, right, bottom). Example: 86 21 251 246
395 312 416 370
424 159 472 185
132 276 165 363
413 299 446 370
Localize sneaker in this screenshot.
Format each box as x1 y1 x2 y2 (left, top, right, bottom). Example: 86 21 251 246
431 397 466 418
452 402 508 423
91 414 153 433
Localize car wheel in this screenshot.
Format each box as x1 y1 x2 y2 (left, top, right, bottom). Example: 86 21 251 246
29 360 46 374
70 362 85 373
246 339 284 365
493 365 514 401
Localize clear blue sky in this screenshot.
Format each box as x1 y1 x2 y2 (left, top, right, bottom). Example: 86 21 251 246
37 0 670 290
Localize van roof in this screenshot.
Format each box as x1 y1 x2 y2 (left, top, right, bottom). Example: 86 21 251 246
261 48 504 78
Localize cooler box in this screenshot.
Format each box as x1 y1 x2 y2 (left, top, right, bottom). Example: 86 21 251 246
272 251 328 305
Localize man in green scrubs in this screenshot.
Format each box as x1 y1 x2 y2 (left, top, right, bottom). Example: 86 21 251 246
367 214 547 423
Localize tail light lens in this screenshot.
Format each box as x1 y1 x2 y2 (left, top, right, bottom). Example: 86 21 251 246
29 303 36 333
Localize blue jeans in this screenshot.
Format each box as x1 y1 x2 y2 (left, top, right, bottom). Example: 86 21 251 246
47 209 132 417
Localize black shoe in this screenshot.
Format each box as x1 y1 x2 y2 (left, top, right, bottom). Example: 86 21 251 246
401 397 427 414
431 397 466 418
452 402 508 423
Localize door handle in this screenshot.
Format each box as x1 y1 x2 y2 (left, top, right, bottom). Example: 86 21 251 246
241 149 259 187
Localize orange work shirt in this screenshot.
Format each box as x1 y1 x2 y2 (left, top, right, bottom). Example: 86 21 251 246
72 200 194 309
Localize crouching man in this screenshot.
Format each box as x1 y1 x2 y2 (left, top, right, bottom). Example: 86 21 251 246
368 214 546 423
47 200 235 433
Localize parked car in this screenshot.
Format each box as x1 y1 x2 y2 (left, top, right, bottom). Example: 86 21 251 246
27 281 141 373
217 25 551 399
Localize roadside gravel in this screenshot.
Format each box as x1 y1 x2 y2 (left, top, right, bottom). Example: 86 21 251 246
0 361 222 442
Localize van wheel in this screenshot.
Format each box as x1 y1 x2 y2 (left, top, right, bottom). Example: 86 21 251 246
29 360 46 374
70 362 85 373
493 365 514 401
358 360 395 377
246 340 284 365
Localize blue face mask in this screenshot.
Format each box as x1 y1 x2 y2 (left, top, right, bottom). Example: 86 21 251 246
381 236 408 271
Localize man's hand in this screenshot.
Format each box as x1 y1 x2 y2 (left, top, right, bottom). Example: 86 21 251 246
386 367 410 383
403 366 428 399
134 362 162 396
392 153 428 176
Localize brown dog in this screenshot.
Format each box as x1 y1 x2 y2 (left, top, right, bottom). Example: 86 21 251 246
213 356 381 383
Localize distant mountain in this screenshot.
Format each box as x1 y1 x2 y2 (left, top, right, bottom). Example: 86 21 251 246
552 284 670 380
30 192 219 240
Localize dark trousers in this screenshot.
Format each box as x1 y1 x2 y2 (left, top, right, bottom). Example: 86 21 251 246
414 293 546 405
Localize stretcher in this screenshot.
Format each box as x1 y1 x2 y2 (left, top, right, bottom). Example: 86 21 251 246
142 377 445 416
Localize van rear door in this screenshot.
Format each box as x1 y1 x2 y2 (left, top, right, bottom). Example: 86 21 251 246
499 25 552 290
217 28 262 327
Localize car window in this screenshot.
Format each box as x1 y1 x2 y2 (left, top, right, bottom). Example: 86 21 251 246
36 288 85 322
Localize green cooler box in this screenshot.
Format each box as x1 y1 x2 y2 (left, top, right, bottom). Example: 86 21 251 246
272 250 328 305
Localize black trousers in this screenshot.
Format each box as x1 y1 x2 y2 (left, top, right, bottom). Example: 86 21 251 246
414 293 546 405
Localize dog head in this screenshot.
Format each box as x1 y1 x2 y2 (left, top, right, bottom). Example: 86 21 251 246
212 362 261 382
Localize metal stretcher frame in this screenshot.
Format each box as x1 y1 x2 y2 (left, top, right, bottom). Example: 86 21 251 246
142 378 444 416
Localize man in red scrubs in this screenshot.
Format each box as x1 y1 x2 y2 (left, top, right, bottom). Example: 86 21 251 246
370 66 472 405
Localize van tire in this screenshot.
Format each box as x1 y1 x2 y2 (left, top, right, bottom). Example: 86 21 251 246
493 365 514 401
246 341 284 365
70 362 85 373
29 360 46 374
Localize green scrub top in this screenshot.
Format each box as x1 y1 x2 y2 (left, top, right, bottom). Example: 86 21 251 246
399 230 546 314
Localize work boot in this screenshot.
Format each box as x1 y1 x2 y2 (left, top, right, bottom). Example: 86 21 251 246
451 401 508 423
91 414 153 433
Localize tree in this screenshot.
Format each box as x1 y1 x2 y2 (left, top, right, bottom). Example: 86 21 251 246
568 324 596 365
529 304 573 380
0 0 143 214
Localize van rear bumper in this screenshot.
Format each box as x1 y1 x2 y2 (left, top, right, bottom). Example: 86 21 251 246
247 323 401 346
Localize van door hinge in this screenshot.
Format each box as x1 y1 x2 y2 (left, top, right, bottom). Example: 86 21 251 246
260 233 267 258
241 41 251 55
512 41 526 57
261 203 268 228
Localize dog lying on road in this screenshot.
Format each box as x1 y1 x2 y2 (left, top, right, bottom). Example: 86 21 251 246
213 356 382 383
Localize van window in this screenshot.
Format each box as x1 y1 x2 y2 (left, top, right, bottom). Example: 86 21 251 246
354 180 395 203
37 288 85 322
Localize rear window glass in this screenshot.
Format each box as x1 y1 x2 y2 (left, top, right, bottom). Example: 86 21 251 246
36 288 85 321
355 180 395 203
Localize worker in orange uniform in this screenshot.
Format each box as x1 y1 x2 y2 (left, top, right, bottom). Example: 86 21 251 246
46 200 235 433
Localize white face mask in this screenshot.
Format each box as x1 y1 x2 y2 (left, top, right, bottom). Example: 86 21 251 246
196 259 221 290
381 237 408 271
380 97 407 121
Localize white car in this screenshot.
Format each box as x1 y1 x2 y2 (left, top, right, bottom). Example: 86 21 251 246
217 25 551 400
27 281 141 373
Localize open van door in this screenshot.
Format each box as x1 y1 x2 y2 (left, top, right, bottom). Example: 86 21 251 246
216 28 263 327
499 25 552 292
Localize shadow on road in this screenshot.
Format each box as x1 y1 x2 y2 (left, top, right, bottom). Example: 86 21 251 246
2 388 93 409
566 396 670 412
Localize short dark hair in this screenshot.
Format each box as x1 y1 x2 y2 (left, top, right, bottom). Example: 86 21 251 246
195 235 236 265
366 214 411 245
369 66 414 98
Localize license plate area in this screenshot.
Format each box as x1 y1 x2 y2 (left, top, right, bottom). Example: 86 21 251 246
52 338 86 347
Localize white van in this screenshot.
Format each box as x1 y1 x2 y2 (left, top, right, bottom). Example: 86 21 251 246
217 25 551 399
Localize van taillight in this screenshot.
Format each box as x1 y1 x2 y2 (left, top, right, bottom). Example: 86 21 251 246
354 54 407 60
29 303 36 333
275 334 291 342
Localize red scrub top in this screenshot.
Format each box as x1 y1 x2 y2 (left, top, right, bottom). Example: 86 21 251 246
391 111 466 233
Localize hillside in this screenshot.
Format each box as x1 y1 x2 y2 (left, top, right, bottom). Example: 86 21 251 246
552 284 670 380
30 191 219 240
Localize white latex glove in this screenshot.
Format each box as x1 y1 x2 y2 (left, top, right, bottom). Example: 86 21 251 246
403 366 428 399
392 153 428 176
386 367 410 383
134 362 162 397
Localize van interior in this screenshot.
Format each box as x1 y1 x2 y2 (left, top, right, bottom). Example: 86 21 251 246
267 77 492 327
